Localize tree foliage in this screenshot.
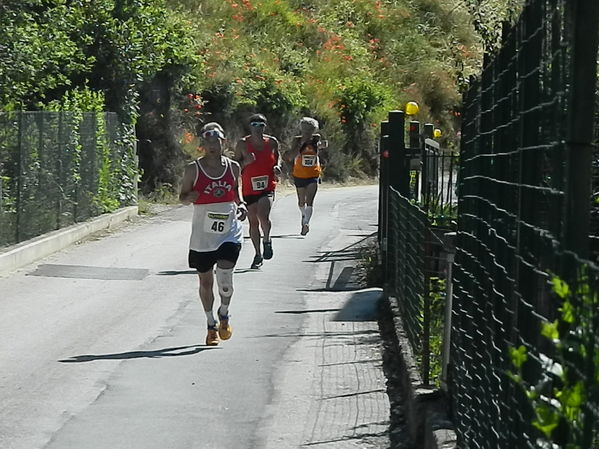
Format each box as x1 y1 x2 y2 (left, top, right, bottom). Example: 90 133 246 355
0 0 514 188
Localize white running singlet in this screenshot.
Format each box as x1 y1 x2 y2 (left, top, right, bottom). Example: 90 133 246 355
189 158 243 252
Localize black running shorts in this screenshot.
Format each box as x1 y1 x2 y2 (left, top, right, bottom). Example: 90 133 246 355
293 177 319 188
188 242 242 273
245 190 274 206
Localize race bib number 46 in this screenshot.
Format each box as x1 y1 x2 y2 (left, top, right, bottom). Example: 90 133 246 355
204 212 231 234
251 175 269 191
301 155 317 167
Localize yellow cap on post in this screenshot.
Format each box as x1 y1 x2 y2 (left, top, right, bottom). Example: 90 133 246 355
405 101 419 116
433 128 442 138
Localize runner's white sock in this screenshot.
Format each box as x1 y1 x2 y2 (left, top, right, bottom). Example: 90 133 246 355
205 310 217 327
304 206 313 224
299 204 306 222
218 304 229 318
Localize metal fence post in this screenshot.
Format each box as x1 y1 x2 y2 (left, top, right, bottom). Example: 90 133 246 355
388 111 406 195
408 120 420 153
15 112 23 243
422 123 433 204
566 2 599 445
379 121 390 277
441 232 456 391
564 0 599 259
379 121 389 241
422 269 431 385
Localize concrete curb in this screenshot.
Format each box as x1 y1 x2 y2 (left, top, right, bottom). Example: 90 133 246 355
0 206 138 276
385 294 457 449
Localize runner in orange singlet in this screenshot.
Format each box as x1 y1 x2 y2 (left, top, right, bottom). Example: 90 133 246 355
235 113 281 269
286 117 328 235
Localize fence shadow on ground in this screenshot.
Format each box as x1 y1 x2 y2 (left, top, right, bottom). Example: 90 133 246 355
276 289 382 322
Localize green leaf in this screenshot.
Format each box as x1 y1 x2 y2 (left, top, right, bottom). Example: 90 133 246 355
541 320 559 341
532 404 560 438
560 300 575 324
510 345 528 369
552 277 570 299
556 381 584 421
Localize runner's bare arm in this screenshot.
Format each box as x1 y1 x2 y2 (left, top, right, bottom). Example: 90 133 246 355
231 161 243 202
234 139 254 168
284 136 301 163
179 163 199 205
231 161 247 220
269 136 280 160
268 136 282 176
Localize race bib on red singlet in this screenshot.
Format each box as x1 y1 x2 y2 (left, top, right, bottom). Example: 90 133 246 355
251 175 269 191
301 154 317 167
204 211 231 234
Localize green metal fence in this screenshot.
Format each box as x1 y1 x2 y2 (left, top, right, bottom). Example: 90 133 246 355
379 111 455 385
0 112 137 248
385 187 450 385
449 0 599 448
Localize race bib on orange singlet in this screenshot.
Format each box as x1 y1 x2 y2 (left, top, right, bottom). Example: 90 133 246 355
251 175 269 191
301 154 317 167
204 211 231 234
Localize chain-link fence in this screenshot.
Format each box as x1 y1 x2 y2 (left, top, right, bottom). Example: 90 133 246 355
449 0 599 447
0 112 137 248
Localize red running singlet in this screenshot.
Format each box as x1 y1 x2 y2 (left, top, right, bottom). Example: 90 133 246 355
192 157 237 205
241 137 277 196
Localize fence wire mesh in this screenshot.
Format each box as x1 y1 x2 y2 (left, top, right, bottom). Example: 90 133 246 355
386 188 449 384
451 0 599 447
0 112 137 248
421 145 459 223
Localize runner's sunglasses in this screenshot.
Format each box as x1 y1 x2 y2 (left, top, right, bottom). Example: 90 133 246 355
249 121 266 127
202 129 224 138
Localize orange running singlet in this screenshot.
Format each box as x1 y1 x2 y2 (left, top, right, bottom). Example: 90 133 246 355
292 140 321 179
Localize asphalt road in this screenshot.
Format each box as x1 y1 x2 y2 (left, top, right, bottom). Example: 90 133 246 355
0 184 381 449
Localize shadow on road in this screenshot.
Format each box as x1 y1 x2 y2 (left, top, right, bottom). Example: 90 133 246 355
156 268 263 275
250 329 380 340
305 250 362 263
243 234 304 240
303 428 389 447
276 289 381 322
275 308 341 314
304 232 375 264
59 344 217 363
155 270 197 276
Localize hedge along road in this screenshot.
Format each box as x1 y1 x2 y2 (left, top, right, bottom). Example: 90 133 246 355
0 184 382 449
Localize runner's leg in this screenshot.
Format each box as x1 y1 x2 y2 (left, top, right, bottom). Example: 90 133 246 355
198 268 219 345
198 270 216 325
248 203 262 257
215 259 235 340
304 181 318 226
296 186 307 232
257 194 273 241
257 194 274 259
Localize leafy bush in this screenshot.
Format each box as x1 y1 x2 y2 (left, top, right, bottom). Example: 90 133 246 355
2 0 485 187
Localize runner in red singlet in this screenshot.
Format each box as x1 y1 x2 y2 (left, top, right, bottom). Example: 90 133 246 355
235 113 281 269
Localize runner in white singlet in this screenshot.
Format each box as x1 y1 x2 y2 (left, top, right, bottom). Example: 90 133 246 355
179 122 247 346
